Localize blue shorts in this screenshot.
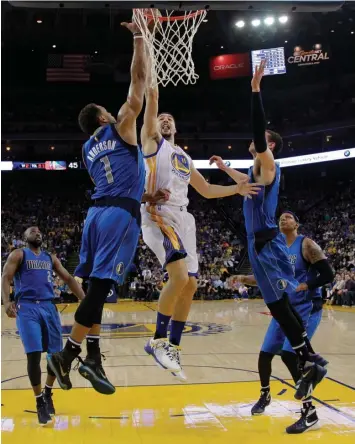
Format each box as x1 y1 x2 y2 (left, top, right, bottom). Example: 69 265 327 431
75 206 141 284
16 301 62 354
248 232 305 305
261 301 322 355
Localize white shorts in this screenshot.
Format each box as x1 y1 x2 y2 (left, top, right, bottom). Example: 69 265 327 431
141 204 198 276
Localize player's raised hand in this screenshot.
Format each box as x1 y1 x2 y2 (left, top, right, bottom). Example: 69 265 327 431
251 59 267 92
4 301 17 318
121 20 141 35
209 155 228 171
236 179 261 199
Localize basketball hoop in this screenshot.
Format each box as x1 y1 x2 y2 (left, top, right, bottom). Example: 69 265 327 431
133 8 207 87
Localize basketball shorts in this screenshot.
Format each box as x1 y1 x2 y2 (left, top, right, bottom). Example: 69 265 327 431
75 206 141 284
141 204 198 276
248 231 306 305
261 300 322 355
16 301 62 354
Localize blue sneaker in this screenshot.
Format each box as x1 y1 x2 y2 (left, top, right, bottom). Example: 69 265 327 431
144 338 181 372
295 363 327 400
309 353 329 368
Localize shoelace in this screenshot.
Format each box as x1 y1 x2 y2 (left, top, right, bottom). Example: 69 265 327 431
169 346 182 365
73 356 85 371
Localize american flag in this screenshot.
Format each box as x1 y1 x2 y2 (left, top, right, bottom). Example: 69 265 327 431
46 54 90 82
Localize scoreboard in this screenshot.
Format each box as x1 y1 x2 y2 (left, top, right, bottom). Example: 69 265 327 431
1 161 84 171
251 47 286 76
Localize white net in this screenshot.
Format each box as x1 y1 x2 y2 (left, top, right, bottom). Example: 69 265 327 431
132 9 207 87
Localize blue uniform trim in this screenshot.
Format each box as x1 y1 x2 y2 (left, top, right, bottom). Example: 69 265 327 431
143 137 164 158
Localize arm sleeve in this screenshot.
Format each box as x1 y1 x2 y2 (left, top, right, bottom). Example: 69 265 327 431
251 92 267 154
306 259 335 291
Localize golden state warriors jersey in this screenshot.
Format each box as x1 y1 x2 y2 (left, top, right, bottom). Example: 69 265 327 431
144 138 191 207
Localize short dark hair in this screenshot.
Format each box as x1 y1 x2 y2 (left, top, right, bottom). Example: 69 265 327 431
78 103 100 135
266 130 283 157
158 112 175 123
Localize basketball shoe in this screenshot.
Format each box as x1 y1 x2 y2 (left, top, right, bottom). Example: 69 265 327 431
36 396 52 426
294 362 327 400
309 353 329 368
78 354 115 395
286 406 319 434
47 352 73 390
251 389 271 415
43 391 55 416
144 338 181 372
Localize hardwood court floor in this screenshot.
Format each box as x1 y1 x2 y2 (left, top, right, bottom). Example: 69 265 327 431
2 300 355 443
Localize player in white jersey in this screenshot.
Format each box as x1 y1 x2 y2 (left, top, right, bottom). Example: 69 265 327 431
141 85 260 380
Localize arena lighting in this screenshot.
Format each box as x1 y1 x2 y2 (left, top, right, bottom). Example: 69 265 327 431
228 145 232 150
50 146 55 150
52 44 56 48
264 17 275 26
285 40 288 43
235 20 245 28
36 19 42 24
184 146 188 150
251 19 261 27
278 16 288 24
352 31 354 35
6 146 11 151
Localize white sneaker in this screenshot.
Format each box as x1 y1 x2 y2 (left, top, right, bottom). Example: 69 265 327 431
170 348 187 382
144 338 181 372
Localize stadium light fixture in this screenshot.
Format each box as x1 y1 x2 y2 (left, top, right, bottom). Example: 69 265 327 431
228 145 232 150
285 40 288 43
6 146 11 151
36 19 42 24
278 16 288 24
50 146 55 150
203 19 208 23
236 20 245 28
351 31 354 34
264 17 275 26
184 146 188 150
331 30 334 33
251 19 261 27
52 44 56 48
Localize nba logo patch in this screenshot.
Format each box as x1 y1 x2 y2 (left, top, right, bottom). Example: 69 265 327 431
116 262 124 276
277 279 287 291
171 152 190 177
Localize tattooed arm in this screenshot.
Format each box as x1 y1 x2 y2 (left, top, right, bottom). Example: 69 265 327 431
296 237 334 292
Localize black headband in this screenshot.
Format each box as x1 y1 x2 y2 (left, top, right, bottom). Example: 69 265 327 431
280 211 300 223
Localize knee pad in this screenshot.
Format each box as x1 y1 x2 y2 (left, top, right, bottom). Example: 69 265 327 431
27 352 42 387
75 278 113 328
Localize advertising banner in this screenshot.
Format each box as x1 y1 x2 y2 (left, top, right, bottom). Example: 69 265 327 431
209 53 251 80
287 44 330 67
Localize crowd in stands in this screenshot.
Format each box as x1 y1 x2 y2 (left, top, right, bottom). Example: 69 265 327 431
2 174 354 304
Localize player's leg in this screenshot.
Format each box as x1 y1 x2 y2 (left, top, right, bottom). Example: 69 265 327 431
250 234 327 400
284 305 324 434
168 211 199 380
142 215 190 372
48 207 137 393
16 304 52 425
251 318 284 414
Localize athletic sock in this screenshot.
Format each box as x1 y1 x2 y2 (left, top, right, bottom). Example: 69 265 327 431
86 335 100 359
169 320 185 346
302 332 315 354
154 312 171 339
303 397 313 410
63 337 82 360
261 385 270 394
44 385 52 396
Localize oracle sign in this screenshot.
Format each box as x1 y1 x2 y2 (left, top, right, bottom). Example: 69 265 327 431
210 53 251 80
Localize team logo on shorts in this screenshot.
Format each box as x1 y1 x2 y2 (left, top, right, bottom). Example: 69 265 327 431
2 322 231 340
276 279 288 291
171 152 191 178
116 262 124 276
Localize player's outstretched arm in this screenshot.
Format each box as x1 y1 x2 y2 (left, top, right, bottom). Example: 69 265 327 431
296 238 335 292
190 163 261 199
1 249 23 318
251 60 275 185
116 19 147 146
52 255 86 301
209 156 249 183
229 274 258 287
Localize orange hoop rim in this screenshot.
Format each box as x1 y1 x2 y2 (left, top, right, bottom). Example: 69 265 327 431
133 9 206 22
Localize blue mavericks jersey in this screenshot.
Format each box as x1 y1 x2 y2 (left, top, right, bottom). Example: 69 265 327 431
13 248 54 302
287 235 321 299
83 124 145 202
243 163 281 235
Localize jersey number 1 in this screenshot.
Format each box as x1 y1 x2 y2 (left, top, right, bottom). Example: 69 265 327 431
100 156 114 184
